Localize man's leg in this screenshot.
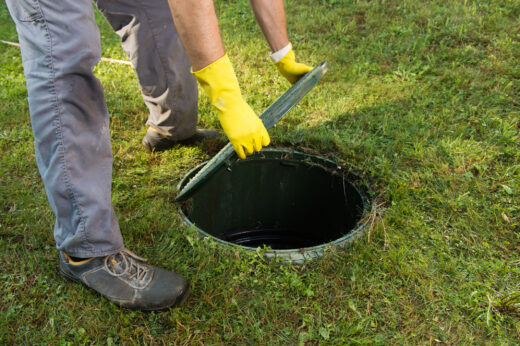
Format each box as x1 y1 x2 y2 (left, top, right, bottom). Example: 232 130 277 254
94 0 199 142
6 0 190 309
6 0 123 258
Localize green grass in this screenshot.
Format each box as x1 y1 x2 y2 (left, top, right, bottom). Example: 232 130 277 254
1 0 519 343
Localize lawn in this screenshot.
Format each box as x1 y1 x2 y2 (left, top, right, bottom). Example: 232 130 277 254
1 0 519 343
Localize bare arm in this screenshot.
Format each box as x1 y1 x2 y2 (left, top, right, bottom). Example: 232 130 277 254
167 0 225 71
167 0 271 160
249 0 290 52
168 0 290 70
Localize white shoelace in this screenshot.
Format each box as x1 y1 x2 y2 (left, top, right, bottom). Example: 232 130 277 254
104 249 149 283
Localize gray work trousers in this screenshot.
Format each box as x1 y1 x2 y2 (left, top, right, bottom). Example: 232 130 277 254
6 0 198 257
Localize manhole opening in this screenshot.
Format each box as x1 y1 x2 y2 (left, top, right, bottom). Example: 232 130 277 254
179 149 370 253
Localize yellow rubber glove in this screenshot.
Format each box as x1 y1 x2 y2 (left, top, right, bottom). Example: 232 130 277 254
274 47 313 84
193 54 270 159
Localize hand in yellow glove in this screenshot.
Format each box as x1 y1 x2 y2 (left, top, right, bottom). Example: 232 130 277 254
273 44 313 84
193 54 270 159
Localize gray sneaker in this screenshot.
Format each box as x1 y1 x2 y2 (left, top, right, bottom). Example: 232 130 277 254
59 249 190 311
142 127 220 152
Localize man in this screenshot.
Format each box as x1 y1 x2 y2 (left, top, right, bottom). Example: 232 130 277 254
6 0 312 311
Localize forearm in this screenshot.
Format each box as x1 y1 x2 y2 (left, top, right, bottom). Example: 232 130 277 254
249 0 289 52
167 0 225 71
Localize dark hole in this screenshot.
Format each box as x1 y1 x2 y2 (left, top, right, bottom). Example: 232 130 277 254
181 151 366 250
